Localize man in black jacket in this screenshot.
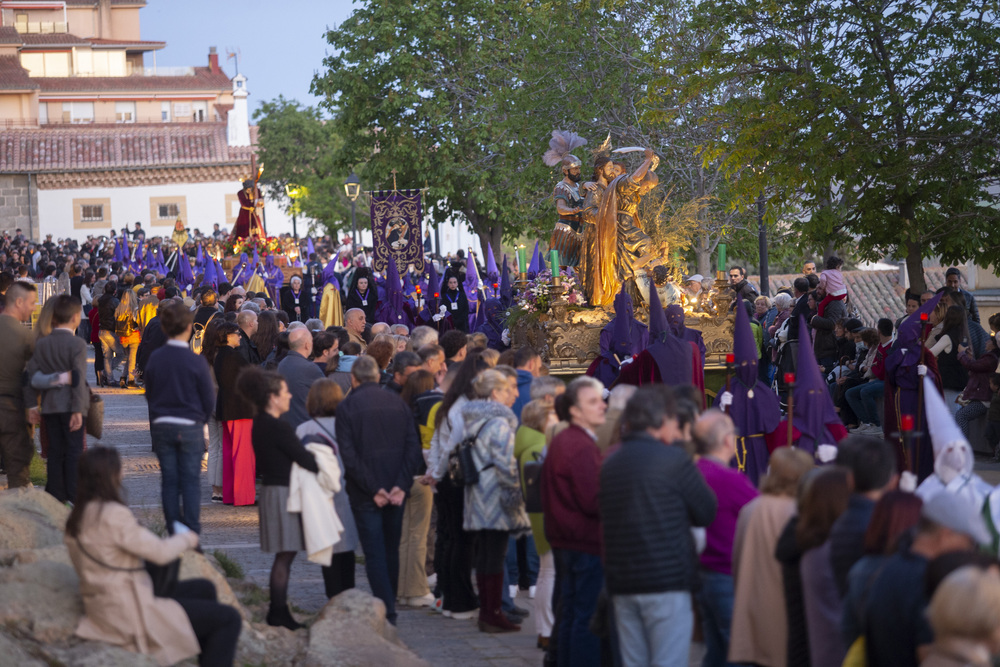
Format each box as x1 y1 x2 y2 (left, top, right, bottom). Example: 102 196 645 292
599 385 717 667
96 282 121 385
336 356 422 625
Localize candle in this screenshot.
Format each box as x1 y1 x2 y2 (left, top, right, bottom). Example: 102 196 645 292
517 245 527 274
725 353 735 365
919 312 928 322
901 415 914 432
784 372 796 385
717 243 727 272
550 249 560 270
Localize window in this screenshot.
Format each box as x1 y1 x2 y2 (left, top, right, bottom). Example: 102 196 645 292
38 103 48 125
115 101 135 123
80 204 103 222
15 14 28 32
192 101 207 122
62 102 94 123
157 203 180 219
173 102 191 117
161 101 171 122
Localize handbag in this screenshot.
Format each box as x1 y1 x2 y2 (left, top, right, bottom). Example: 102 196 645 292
86 391 104 440
521 451 544 514
75 538 180 598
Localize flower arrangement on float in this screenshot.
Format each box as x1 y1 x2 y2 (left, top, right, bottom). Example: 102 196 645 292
223 235 284 258
506 269 585 328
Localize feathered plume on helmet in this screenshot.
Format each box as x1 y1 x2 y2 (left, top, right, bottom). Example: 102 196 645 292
542 130 587 171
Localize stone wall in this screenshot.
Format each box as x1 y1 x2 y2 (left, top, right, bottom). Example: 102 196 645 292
0 174 39 241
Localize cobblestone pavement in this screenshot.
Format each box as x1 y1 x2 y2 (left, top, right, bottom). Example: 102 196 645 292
18 354 1000 665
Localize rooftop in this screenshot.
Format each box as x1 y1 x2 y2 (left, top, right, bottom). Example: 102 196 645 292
34 66 231 92
0 54 38 90
0 123 256 173
749 267 948 326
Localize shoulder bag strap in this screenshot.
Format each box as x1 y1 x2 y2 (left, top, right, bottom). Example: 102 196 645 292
73 537 144 573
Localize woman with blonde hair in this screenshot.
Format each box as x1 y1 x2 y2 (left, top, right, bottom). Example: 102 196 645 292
729 447 815 667
923 566 1000 666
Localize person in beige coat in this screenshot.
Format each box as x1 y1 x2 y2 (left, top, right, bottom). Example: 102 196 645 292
65 447 241 667
728 447 814 667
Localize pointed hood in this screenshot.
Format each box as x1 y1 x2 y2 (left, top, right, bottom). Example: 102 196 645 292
427 261 441 313
113 238 123 263
647 282 669 339
177 251 195 291
486 243 499 281
375 255 411 326
528 241 540 279
204 257 217 289
306 237 315 258
539 248 547 274
464 250 480 305
215 257 226 285
499 255 512 308
925 375 975 483
611 289 635 359
195 244 204 267
793 314 842 453
732 296 759 384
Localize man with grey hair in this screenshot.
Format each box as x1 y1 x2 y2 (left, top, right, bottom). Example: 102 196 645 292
371 322 391 336
337 354 423 626
239 301 261 314
235 310 260 364
530 376 566 405
408 325 438 352
304 317 324 332
345 308 367 351
391 323 409 336
691 409 758 666
277 327 323 428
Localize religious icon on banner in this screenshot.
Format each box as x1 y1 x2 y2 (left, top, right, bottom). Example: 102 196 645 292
369 188 424 272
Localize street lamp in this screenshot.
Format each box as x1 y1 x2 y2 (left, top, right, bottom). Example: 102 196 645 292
284 183 302 241
344 172 361 248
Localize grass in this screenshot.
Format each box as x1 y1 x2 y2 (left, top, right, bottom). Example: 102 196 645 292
29 453 46 487
213 550 245 580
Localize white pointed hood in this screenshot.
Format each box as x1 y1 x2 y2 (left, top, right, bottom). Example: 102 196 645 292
924 375 974 484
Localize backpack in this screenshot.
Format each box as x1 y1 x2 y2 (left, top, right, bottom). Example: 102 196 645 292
520 450 544 514
448 419 493 486
190 311 216 355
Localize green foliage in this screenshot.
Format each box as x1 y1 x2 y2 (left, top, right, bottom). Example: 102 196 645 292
253 97 366 237
661 0 1000 291
29 452 46 487
212 550 245 580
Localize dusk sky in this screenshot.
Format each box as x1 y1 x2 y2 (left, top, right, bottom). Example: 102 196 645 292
142 0 356 115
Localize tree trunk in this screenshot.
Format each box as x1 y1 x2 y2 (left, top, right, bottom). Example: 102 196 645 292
696 231 711 277
905 239 926 295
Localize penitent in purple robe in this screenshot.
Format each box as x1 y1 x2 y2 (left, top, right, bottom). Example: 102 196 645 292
713 295 780 486
792 314 843 456
590 287 648 388
619 282 692 388
375 256 413 328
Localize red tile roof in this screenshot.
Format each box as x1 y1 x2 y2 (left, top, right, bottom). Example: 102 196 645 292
0 123 255 172
35 66 230 93
0 27 22 45
17 33 89 46
64 0 147 5
749 268 947 327
86 38 165 50
0 55 39 90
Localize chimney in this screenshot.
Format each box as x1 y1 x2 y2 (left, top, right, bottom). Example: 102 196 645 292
208 46 220 74
98 0 112 38
227 73 251 147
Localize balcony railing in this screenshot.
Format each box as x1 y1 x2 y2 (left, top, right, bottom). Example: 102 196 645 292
15 22 69 34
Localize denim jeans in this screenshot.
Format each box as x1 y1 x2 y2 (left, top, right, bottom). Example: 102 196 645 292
614 590 693 667
694 570 736 667
506 534 540 587
554 548 604 667
844 380 884 426
152 422 206 534
44 412 84 503
353 502 406 624
98 329 122 379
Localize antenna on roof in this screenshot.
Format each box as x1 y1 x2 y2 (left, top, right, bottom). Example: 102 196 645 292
226 47 241 76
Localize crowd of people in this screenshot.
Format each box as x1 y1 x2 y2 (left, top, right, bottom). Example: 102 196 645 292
5 223 1000 667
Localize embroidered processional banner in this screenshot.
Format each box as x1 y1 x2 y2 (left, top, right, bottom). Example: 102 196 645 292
368 189 424 273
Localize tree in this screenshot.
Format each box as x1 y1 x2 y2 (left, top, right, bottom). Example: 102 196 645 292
252 97 365 237
664 0 1000 292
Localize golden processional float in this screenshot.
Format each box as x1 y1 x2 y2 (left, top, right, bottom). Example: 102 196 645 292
508 131 738 375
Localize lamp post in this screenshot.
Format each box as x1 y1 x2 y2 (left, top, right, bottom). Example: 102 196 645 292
284 183 302 241
757 194 769 296
344 172 361 248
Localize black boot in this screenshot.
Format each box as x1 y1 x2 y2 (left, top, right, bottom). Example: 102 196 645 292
266 603 303 631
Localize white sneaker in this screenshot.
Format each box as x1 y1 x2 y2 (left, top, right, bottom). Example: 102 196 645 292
450 609 477 620
427 573 438 588
405 593 436 607
529 585 537 599
432 597 444 613
861 423 883 434
509 585 518 600
849 423 871 434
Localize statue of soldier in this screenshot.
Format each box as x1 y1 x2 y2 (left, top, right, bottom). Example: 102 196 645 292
542 130 588 268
